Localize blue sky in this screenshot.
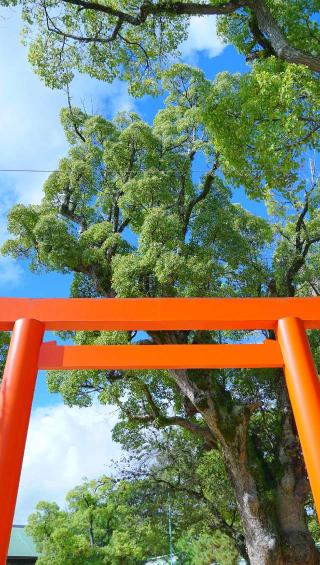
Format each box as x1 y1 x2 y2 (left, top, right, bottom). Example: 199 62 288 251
0 7 251 522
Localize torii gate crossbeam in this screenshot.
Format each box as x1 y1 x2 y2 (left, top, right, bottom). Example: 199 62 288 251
1 297 320 563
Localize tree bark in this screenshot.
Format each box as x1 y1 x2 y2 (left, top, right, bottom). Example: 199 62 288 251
275 377 320 564
222 444 281 564
170 369 320 564
249 0 320 72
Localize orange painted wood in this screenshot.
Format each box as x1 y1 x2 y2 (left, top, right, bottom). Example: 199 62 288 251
2 296 320 559
0 319 44 564
278 317 320 521
38 340 283 370
1 297 320 330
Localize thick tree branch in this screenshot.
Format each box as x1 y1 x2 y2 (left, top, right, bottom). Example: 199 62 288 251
60 0 320 72
284 195 320 296
183 158 219 236
121 378 216 446
126 410 216 445
178 149 195 222
247 11 275 59
295 196 308 253
66 84 87 143
249 0 320 72
63 0 242 25
62 0 142 25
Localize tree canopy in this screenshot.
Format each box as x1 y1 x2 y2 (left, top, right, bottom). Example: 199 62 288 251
27 432 241 564
1 1 320 94
27 476 166 564
3 63 320 562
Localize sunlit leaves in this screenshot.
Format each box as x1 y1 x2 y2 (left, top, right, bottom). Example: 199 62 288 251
27 477 165 564
203 59 320 196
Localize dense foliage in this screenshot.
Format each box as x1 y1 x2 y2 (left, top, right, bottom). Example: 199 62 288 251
3 62 320 562
1 1 320 93
27 431 240 564
27 477 165 564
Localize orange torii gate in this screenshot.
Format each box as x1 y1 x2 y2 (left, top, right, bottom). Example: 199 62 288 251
1 296 320 562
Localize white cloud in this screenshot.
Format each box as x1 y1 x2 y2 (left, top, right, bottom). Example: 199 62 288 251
0 9 133 205
181 15 226 61
15 403 122 523
0 12 67 205
0 8 134 287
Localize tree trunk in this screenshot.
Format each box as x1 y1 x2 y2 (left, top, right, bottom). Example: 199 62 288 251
220 426 282 564
171 369 320 564
277 483 320 564
275 377 320 564
226 447 319 564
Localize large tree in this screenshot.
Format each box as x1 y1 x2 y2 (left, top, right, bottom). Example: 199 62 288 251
27 433 241 564
26 476 167 564
3 64 320 563
1 1 320 93
118 427 246 561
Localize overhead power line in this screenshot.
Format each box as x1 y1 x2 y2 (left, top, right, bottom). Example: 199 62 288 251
0 168 212 174
0 168 56 173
